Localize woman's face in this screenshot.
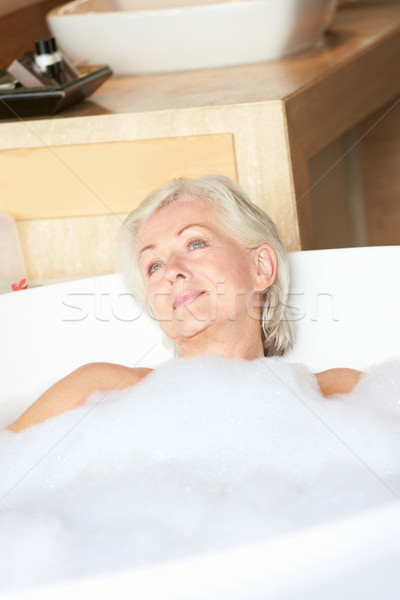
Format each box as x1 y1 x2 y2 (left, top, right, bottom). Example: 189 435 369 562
137 197 266 349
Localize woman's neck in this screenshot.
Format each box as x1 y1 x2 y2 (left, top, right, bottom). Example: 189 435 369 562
176 323 265 360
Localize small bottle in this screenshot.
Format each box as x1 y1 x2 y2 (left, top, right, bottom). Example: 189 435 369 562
34 37 65 84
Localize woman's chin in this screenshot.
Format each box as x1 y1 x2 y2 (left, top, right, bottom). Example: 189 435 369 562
162 312 213 342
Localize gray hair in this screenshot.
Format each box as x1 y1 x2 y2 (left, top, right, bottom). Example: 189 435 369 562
117 174 294 356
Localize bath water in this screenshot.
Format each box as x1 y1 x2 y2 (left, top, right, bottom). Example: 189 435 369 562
0 356 399 591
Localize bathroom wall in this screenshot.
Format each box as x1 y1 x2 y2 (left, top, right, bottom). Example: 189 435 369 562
309 138 359 250
339 0 400 3
0 0 61 67
308 100 400 249
0 0 44 18
358 101 400 246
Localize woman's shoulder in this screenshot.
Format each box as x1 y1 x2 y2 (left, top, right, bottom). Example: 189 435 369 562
314 368 362 397
74 362 153 388
8 363 153 432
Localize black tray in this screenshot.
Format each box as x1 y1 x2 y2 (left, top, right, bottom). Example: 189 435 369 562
0 65 112 120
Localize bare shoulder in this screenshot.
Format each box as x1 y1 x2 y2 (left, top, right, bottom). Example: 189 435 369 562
315 368 363 398
73 362 153 389
8 362 153 432
45 361 154 404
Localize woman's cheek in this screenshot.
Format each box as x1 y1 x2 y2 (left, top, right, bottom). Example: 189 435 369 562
148 290 170 319
145 285 158 315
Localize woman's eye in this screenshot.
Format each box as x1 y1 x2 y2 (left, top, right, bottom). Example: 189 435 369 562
147 262 163 276
188 239 205 250
146 240 205 276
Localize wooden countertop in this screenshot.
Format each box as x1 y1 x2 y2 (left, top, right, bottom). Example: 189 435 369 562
55 3 400 118
1 3 399 163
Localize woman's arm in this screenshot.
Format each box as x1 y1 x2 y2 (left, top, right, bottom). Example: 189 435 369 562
315 368 362 397
7 362 152 433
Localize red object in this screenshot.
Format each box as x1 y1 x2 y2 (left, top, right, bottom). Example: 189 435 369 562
11 278 28 291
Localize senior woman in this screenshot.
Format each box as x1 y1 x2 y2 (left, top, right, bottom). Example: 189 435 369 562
8 175 361 432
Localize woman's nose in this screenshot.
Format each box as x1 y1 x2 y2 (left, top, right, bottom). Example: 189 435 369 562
164 254 191 285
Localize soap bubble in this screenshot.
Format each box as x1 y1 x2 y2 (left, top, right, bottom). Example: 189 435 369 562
0 356 399 591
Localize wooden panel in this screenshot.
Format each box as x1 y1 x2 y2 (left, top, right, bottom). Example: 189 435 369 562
0 134 237 220
17 214 124 281
0 1 44 19
285 30 400 158
358 100 400 246
0 0 62 68
308 138 354 249
283 109 316 250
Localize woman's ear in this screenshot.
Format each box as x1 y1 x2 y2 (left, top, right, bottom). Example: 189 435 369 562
253 244 277 292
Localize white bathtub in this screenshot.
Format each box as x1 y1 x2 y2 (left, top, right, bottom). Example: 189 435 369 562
1 246 400 599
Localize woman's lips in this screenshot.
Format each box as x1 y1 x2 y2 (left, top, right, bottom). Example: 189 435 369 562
173 290 206 311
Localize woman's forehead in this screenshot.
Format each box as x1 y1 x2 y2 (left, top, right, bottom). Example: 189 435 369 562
141 197 219 235
158 196 215 217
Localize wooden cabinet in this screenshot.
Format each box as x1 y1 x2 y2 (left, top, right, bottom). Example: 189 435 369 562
1 3 399 279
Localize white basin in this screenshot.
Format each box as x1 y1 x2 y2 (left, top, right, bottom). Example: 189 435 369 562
47 0 339 75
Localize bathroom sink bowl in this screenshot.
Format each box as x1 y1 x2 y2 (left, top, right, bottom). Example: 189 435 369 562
47 0 338 75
